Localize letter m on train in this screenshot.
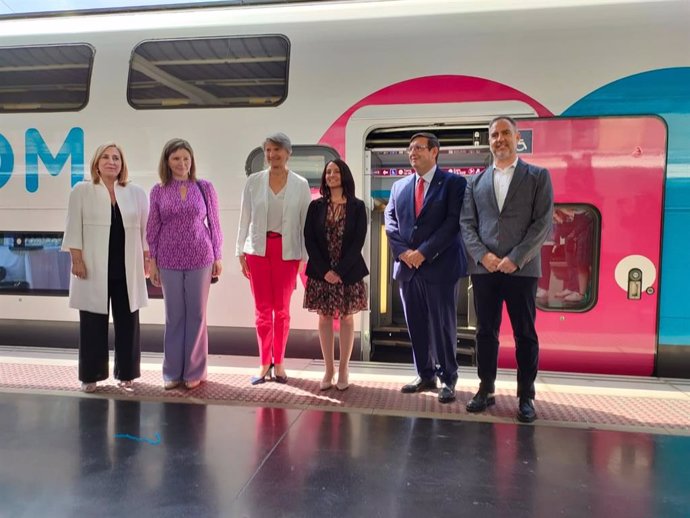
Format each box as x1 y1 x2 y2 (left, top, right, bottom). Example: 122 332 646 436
24 127 84 192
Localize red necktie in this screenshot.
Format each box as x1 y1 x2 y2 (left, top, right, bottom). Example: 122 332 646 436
415 177 424 217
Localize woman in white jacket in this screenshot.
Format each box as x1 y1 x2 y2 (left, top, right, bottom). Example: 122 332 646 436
236 133 311 385
63 143 149 392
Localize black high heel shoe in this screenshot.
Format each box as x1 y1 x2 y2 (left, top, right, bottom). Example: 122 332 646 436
250 364 273 385
273 364 288 384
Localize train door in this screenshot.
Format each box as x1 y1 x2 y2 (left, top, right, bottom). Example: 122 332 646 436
507 116 665 375
366 125 492 362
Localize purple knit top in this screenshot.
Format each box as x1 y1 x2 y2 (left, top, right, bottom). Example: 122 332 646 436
147 179 223 270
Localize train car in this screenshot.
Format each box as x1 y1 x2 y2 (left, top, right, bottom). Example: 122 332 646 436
0 0 688 377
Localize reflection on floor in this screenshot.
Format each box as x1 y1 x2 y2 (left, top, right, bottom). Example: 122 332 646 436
1 392 689 518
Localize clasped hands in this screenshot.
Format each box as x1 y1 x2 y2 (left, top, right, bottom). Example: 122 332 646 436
324 270 342 284
481 252 517 274
399 249 426 269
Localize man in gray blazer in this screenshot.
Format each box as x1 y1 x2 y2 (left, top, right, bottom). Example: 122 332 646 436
460 116 553 423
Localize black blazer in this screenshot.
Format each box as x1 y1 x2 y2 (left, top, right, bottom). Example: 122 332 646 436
304 196 369 285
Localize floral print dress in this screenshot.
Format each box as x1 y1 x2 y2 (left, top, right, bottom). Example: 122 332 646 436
304 201 368 317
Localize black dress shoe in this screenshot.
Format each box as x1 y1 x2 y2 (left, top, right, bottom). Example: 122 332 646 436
517 398 537 423
438 383 456 404
465 390 496 413
400 376 437 394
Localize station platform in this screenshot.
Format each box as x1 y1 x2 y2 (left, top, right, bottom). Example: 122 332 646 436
1 346 690 517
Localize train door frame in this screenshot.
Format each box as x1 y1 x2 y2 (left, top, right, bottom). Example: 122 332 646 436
338 101 539 360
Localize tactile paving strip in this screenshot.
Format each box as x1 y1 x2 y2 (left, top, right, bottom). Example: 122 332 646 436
1 361 689 435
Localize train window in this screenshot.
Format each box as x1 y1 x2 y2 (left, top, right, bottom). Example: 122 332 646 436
0 44 94 112
536 205 600 312
0 232 70 295
245 145 340 189
0 231 164 299
128 35 290 109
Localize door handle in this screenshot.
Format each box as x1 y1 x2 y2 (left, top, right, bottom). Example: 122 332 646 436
628 268 642 300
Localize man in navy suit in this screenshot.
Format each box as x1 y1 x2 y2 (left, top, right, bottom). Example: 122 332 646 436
461 116 553 422
384 133 467 403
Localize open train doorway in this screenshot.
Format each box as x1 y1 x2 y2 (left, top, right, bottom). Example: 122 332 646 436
365 124 493 364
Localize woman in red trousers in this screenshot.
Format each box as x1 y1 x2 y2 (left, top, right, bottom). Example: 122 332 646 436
235 133 311 385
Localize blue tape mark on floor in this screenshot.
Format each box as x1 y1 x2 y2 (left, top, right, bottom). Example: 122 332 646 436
114 432 161 445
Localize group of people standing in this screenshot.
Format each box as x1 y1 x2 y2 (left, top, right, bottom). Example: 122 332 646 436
63 116 553 424
235 133 368 391
63 139 224 393
387 117 553 423
63 132 369 397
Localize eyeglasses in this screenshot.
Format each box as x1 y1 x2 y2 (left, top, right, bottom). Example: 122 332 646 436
406 145 429 154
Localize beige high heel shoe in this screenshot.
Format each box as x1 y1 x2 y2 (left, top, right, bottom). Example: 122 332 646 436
320 374 335 391
335 372 349 391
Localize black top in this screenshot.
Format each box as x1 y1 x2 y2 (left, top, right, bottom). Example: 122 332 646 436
304 196 369 285
108 203 126 280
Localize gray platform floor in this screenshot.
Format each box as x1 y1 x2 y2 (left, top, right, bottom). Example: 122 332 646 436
2 347 690 517
1 390 690 518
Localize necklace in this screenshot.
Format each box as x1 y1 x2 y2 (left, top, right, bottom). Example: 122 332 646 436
330 199 345 221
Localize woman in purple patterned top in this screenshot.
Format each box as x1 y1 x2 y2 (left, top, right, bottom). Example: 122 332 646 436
147 138 223 390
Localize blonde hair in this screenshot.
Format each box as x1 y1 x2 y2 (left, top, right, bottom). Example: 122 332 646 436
90 142 129 186
158 138 197 185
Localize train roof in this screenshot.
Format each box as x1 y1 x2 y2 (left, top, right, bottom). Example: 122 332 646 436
0 0 378 20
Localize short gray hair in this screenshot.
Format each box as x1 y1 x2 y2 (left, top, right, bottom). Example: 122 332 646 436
263 132 292 154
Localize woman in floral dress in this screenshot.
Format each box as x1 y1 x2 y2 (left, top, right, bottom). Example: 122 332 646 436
304 159 368 391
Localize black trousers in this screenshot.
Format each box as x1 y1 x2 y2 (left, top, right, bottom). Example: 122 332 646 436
79 277 140 383
471 273 539 399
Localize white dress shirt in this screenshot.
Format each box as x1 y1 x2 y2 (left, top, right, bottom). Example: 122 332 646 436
493 158 518 212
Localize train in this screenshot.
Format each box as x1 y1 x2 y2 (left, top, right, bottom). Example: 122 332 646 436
0 0 689 378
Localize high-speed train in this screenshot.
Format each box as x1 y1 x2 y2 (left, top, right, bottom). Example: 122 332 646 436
0 0 688 378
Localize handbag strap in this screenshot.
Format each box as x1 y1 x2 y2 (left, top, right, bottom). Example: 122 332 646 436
198 181 218 283
197 180 213 243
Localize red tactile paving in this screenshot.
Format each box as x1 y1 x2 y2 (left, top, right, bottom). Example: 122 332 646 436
1 361 689 434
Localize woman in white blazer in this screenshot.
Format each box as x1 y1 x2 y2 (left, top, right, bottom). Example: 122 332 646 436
236 133 311 385
62 143 149 393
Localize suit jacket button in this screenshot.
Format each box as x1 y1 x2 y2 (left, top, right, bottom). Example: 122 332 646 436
413 225 418 230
